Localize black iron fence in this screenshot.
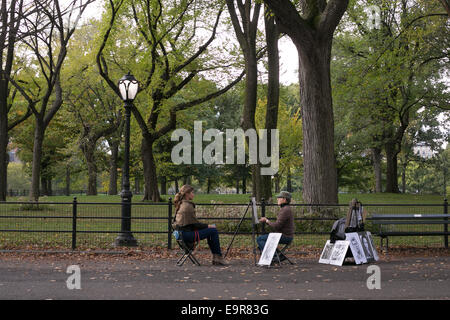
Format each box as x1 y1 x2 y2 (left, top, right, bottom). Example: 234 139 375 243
0 198 448 251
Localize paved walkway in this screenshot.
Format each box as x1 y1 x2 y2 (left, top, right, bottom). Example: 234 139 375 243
0 250 449 300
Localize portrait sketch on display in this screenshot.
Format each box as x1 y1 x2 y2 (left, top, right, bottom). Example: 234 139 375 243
319 240 350 266
257 233 282 266
364 231 379 261
358 231 377 262
329 241 350 266
319 240 335 264
346 232 367 265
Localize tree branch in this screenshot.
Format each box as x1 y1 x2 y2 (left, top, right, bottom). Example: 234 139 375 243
155 69 246 140
263 0 313 45
318 0 349 37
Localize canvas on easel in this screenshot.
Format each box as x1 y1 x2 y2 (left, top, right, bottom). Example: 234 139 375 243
251 197 259 225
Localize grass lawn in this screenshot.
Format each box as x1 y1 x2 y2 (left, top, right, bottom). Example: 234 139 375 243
6 191 446 204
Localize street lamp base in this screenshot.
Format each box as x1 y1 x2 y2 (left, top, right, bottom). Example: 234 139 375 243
114 233 138 247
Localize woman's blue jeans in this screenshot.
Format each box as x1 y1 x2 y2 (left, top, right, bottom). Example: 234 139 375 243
182 228 222 255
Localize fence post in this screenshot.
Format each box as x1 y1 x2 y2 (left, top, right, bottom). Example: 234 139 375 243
261 198 266 234
444 198 448 249
168 197 173 250
72 197 77 250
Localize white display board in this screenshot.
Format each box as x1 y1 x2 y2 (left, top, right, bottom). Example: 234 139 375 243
318 240 350 266
257 233 282 266
346 232 367 265
319 231 379 266
319 240 336 264
358 231 379 262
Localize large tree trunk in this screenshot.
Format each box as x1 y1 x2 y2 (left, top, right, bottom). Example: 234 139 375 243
226 0 262 201
141 137 161 202
385 142 400 193
80 141 98 196
401 161 407 193
65 166 70 196
296 40 338 205
261 10 280 203
86 149 98 196
372 147 383 193
0 90 7 201
160 175 167 195
243 46 262 201
263 0 348 206
30 121 45 201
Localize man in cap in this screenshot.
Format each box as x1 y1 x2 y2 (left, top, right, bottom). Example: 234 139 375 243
257 191 295 259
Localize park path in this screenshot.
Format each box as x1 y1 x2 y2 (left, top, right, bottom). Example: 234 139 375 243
0 249 448 300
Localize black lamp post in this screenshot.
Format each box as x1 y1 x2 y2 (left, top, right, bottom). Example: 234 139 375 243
114 72 139 247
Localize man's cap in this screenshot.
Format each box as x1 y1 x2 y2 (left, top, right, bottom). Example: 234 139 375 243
276 191 291 200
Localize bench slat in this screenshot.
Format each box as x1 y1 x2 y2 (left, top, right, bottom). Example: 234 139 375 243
372 220 449 225
378 231 450 237
370 214 448 220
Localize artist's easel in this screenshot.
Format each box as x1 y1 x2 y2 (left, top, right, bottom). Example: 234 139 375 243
224 198 259 265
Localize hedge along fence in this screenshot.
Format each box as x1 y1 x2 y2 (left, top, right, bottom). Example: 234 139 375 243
0 198 448 251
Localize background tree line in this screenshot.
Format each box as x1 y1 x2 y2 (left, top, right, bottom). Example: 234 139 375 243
1 0 449 204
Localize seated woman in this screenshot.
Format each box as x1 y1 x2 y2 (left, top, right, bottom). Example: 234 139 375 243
172 185 227 266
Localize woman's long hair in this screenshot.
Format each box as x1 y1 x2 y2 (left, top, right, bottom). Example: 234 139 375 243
174 185 194 212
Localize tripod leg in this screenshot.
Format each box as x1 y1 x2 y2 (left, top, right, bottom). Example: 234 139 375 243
224 201 251 259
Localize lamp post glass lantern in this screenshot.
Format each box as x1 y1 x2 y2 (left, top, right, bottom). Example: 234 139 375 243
115 72 139 247
118 72 139 102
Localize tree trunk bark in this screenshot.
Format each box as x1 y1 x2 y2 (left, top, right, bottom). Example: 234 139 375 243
371 147 382 193
262 0 349 207
65 166 70 196
160 175 167 195
243 51 263 201
81 142 98 196
226 0 262 201
401 162 407 193
295 39 338 205
30 121 45 201
141 137 161 202
0 115 7 202
385 142 399 193
261 10 280 203
86 159 98 196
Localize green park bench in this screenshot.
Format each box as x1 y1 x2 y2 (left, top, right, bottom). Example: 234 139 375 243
370 214 449 252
